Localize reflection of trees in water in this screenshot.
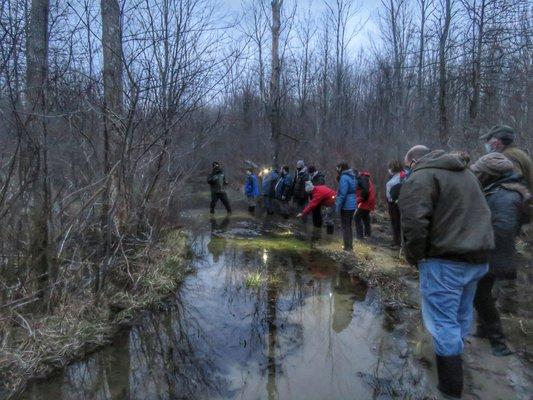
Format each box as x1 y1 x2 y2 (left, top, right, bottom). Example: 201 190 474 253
127 296 224 400
60 356 111 400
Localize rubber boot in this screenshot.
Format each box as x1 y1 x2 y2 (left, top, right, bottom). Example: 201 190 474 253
435 354 463 399
473 323 488 338
488 334 512 356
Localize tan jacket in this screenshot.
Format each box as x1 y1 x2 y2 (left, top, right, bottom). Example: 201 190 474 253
503 146 533 192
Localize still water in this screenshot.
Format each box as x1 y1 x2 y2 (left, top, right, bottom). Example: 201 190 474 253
24 212 414 400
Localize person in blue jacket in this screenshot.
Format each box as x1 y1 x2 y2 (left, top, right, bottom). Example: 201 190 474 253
335 162 358 251
244 168 261 213
275 165 293 218
261 168 279 215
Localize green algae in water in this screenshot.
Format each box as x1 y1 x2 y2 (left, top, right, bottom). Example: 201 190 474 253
211 235 311 252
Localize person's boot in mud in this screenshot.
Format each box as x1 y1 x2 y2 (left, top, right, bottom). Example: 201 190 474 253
436 355 463 399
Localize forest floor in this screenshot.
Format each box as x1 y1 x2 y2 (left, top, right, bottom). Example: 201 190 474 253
0 231 192 399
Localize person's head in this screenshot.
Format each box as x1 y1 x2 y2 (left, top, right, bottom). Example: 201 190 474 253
471 153 514 187
281 165 290 175
404 145 431 169
296 160 305 171
305 180 314 194
308 165 317 174
480 125 515 153
336 162 350 174
246 167 254 175
387 160 404 175
212 161 221 170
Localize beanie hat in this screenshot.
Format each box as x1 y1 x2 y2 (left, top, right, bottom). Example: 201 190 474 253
479 125 515 143
304 181 314 193
471 153 514 177
296 160 305 169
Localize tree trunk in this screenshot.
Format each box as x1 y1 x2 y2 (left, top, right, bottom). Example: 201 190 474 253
25 0 51 302
438 0 451 146
469 0 486 123
269 0 283 168
99 0 123 293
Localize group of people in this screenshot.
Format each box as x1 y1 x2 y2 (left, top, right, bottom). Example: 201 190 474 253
396 125 531 399
212 159 378 251
207 124 532 399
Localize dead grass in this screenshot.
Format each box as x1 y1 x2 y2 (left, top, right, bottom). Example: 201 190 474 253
0 230 191 398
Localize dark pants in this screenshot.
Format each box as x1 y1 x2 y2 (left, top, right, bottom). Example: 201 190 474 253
210 192 231 213
312 205 323 228
354 209 371 238
474 275 504 336
276 199 290 218
340 210 355 250
387 201 401 246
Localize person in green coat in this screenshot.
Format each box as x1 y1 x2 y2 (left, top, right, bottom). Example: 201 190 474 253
207 162 232 214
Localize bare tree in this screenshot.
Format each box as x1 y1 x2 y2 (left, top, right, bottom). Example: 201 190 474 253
25 0 52 301
99 0 123 292
270 0 283 167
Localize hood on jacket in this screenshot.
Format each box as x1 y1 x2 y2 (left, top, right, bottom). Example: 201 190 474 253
359 171 370 177
413 150 467 172
342 168 356 177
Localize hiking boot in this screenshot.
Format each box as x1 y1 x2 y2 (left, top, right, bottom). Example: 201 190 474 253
248 206 255 213
435 354 463 399
473 324 488 338
489 335 513 357
326 225 334 234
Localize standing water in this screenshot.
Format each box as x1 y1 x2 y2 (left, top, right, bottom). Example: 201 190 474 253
23 209 419 400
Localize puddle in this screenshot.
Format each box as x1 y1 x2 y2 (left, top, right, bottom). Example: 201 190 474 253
22 212 422 400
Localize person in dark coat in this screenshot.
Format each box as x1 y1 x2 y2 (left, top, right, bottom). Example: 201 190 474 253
292 160 310 214
471 153 531 356
275 165 293 218
398 146 494 400
385 161 406 247
207 162 231 214
308 165 326 227
335 162 357 251
261 168 279 215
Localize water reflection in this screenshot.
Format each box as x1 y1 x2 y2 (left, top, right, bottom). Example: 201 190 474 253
25 215 390 400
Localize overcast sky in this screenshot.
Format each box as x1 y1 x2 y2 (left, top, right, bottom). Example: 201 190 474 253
221 0 382 52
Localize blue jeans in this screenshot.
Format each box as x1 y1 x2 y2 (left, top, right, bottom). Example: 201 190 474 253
419 258 488 356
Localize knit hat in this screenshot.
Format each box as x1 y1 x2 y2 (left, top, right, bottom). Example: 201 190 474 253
304 181 314 193
471 153 514 177
296 160 305 169
479 125 515 143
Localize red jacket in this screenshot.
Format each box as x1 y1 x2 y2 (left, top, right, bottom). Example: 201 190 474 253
356 172 376 211
302 185 336 216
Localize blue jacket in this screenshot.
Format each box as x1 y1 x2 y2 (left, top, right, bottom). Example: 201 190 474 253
275 174 293 200
245 173 260 197
336 169 357 212
262 170 279 197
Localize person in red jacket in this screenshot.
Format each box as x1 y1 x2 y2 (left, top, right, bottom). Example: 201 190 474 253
297 181 336 234
355 171 376 239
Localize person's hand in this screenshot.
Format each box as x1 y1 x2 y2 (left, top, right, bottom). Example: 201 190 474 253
282 195 286 201
296 213 302 218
